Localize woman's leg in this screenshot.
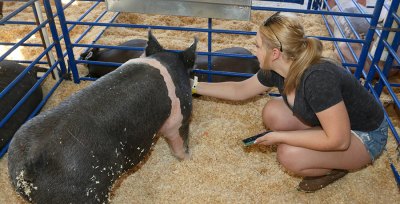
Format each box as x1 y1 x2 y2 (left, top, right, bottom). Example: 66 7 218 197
276 136 371 177
262 98 371 177
262 98 311 131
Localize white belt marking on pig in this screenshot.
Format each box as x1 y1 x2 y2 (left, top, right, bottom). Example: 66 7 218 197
125 58 183 141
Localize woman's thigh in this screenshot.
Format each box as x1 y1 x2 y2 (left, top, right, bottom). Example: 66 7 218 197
262 98 311 131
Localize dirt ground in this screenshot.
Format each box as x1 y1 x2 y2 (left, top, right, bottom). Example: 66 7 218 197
0 1 399 203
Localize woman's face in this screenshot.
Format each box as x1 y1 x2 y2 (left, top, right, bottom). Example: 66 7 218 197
255 32 271 70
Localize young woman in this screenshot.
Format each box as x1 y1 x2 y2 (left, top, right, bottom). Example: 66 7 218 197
192 12 388 192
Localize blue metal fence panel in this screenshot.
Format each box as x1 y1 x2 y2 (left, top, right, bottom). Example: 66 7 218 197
0 0 68 158
363 0 400 185
5 0 398 186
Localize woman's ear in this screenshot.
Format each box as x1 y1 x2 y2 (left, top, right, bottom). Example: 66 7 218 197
271 48 282 60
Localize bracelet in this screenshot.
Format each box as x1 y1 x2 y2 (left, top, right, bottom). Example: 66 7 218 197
192 76 199 94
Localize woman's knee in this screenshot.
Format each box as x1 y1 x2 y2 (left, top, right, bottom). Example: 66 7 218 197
277 144 303 174
262 99 291 131
263 99 310 131
262 99 299 131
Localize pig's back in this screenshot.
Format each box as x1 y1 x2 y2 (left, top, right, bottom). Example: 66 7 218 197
0 61 42 149
8 62 173 203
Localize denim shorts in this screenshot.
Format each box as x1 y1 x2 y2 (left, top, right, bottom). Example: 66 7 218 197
351 119 389 162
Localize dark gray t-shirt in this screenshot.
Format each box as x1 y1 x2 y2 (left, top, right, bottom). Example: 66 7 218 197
257 60 384 131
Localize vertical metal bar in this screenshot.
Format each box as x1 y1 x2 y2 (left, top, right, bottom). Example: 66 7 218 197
364 0 399 86
354 0 385 79
42 0 68 76
207 18 212 82
53 0 80 83
32 1 60 80
375 31 400 95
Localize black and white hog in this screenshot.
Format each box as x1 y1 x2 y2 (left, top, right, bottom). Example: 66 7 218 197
7 31 197 203
0 60 44 151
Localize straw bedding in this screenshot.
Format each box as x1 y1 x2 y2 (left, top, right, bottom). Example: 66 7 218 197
0 1 399 203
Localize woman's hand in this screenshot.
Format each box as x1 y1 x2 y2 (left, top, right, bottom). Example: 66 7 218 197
193 74 271 101
254 131 277 146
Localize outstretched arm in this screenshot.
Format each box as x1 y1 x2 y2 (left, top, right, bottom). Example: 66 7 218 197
194 74 271 101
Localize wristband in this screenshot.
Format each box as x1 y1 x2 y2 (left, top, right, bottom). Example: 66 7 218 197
191 76 199 94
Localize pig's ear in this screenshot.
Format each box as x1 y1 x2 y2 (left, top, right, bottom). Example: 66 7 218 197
180 37 198 69
146 29 164 56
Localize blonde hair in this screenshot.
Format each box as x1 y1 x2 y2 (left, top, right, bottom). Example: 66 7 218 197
259 12 323 94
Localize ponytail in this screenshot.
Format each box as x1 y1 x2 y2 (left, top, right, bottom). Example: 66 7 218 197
283 37 322 94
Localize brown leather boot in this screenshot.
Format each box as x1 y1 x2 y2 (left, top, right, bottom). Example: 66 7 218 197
297 169 349 192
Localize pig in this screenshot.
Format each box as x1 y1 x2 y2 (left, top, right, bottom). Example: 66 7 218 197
81 41 259 82
193 47 259 82
0 60 43 151
80 39 147 78
7 30 197 204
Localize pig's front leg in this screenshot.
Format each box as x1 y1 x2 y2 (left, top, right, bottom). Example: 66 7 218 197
161 123 190 160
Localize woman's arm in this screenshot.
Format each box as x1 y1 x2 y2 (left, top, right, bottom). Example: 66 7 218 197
195 74 271 101
256 101 352 151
